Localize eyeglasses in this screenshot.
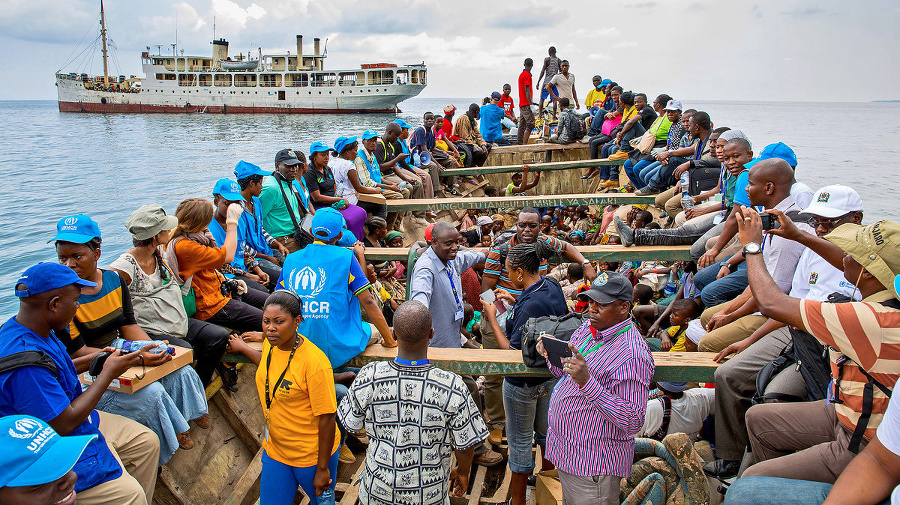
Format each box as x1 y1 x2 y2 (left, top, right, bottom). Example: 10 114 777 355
517 222 539 229
807 213 852 230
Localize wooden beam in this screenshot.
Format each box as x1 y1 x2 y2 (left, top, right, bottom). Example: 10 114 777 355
489 143 589 155
224 448 264 505
363 245 692 262
466 465 487 505
345 345 720 383
385 193 655 211
443 159 624 177
211 390 262 453
158 465 191 505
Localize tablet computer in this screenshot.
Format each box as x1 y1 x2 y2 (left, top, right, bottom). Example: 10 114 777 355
541 335 572 369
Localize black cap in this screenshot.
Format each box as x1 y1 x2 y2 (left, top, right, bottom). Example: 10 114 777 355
275 149 301 166
578 271 633 304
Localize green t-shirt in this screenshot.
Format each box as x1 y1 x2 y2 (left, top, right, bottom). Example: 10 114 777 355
723 172 738 207
259 176 302 238
652 115 672 142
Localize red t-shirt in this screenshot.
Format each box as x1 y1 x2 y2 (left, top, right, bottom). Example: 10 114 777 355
499 95 515 116
518 70 532 107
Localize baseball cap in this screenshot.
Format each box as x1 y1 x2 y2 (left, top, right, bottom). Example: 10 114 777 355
233 160 269 180
361 129 378 140
443 104 455 114
490 91 502 100
393 119 411 129
600 78 612 86
0 415 97 488
309 141 335 156
213 178 243 202
333 136 358 154
578 271 633 304
663 99 683 111
125 204 178 241
49 214 101 244
310 207 344 241
744 142 797 170
14 262 97 298
275 148 302 166
424 223 436 242
801 185 864 219
658 382 688 393
825 220 900 298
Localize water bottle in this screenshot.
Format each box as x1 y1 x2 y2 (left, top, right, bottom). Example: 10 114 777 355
316 489 335 505
398 181 409 191
110 338 176 355
680 172 694 210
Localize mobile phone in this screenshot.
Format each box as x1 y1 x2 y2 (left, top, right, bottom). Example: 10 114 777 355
541 335 572 369
480 289 496 304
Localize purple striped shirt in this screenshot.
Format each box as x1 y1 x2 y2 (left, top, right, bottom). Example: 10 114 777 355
545 318 654 477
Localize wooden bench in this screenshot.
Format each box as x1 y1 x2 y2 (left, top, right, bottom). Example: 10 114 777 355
224 344 720 383
443 159 625 177
385 192 655 211
363 244 692 262
489 142 591 155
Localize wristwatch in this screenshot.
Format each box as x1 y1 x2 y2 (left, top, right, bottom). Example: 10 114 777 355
743 242 763 255
582 259 591 265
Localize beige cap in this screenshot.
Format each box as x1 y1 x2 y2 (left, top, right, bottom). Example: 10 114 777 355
125 204 179 241
825 220 900 298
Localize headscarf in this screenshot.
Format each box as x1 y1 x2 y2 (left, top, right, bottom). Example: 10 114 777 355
385 230 402 243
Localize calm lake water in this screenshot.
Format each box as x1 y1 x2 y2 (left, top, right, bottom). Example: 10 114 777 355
0 99 898 317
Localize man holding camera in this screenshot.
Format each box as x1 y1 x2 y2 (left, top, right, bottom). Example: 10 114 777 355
260 149 310 254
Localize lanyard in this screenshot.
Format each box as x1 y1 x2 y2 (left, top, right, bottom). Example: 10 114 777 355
264 336 300 422
395 357 431 366
580 324 631 356
446 268 462 310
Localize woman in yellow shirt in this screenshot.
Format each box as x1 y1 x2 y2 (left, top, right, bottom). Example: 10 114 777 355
229 290 341 504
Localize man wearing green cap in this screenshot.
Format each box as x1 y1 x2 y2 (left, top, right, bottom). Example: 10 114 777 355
735 210 900 483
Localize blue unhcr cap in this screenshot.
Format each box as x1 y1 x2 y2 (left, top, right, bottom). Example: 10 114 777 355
392 119 411 129
14 262 97 298
361 129 378 140
233 160 268 180
49 214 100 244
0 415 97 488
309 141 335 156
744 142 797 170
311 207 345 241
333 136 358 154
213 178 243 201
600 78 612 86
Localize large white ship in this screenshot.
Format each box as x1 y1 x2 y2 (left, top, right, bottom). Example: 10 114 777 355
56 3 427 114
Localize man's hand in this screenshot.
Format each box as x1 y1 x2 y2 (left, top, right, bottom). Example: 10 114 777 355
698 247 720 268
563 344 590 387
387 183 402 192
615 133 623 144
684 207 702 220
522 164 530 176
736 206 765 246
706 311 732 331
393 153 407 163
139 345 173 366
714 337 753 362
313 467 331 496
257 271 270 286
449 466 468 497
99 350 142 379
275 241 290 258
716 264 732 280
660 334 673 351
582 262 597 282
656 151 670 162
241 331 263 342
673 162 690 178
764 208 805 242
647 322 661 340
380 337 398 348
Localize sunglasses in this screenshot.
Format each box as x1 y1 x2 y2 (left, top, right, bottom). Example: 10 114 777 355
517 222 539 229
807 212 852 230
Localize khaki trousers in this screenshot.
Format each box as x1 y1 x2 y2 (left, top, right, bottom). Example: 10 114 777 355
558 470 620 505
480 320 506 431
698 313 768 352
653 187 681 219
743 399 864 484
383 173 425 219
381 186 410 230
76 411 160 505
275 234 301 254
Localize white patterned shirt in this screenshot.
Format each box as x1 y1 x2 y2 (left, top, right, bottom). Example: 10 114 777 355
338 361 488 505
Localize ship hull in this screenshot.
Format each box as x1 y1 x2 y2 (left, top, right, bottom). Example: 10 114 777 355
56 76 424 114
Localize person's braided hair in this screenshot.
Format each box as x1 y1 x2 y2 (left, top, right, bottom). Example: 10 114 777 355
506 239 555 275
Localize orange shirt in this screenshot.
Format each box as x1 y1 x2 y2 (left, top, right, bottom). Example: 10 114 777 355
255 337 341 466
173 239 229 320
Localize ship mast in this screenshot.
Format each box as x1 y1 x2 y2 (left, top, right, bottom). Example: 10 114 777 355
100 0 110 86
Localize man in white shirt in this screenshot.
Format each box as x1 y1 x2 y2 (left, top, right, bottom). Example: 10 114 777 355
639 383 715 441
546 60 578 112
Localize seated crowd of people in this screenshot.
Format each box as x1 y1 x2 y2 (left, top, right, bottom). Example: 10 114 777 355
2 48 900 505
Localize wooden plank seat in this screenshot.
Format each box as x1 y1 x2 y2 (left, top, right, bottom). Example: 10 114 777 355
363 244 692 262
489 142 592 155
225 344 720 383
443 159 625 177
384 192 656 211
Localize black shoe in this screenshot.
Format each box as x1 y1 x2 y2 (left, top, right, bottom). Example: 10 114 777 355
702 459 739 478
217 363 239 393
614 216 635 247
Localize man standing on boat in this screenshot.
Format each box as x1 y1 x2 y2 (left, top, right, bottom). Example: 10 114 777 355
517 58 536 145
536 46 561 115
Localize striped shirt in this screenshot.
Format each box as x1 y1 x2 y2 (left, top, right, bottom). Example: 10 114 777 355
800 290 900 440
545 318 654 477
484 234 566 297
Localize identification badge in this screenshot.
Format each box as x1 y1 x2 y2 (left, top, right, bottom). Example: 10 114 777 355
454 308 464 321
264 426 269 442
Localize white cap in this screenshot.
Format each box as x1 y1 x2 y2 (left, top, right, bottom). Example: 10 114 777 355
663 99 683 111
801 185 864 219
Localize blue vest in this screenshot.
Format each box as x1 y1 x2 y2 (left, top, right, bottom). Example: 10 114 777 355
281 243 371 368
239 196 273 257
357 148 382 184
208 218 246 272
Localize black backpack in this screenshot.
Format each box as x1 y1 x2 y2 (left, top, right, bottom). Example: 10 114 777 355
521 311 588 367
564 111 586 140
688 165 721 196
0 351 59 378
752 327 832 405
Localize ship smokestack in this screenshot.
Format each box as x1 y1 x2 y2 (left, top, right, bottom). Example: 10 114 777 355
296 35 303 70
212 38 229 65
314 38 320 56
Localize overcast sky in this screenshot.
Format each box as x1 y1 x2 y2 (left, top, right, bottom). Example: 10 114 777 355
2 0 898 102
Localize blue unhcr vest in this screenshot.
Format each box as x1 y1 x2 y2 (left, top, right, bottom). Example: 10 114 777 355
208 218 246 273
357 148 382 184
281 243 371 368
239 196 273 257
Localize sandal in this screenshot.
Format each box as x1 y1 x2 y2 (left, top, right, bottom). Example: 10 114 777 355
177 432 195 450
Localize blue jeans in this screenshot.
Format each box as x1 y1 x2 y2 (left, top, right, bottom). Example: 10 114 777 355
693 257 749 307
723 476 891 505
333 365 359 445
625 158 654 189
587 108 611 136
492 136 511 146
503 378 557 474
260 449 339 505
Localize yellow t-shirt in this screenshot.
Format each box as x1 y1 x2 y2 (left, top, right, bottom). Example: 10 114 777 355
667 325 688 352
256 336 341 466
584 88 607 108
